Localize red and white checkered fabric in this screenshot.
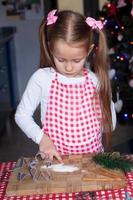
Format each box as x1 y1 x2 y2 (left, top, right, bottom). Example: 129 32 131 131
1 160 133 200
43 70 103 154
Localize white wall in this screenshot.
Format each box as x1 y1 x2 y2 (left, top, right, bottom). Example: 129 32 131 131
58 0 83 14
0 5 43 99
99 0 107 10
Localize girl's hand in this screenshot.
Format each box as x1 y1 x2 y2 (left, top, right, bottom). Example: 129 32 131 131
39 134 63 163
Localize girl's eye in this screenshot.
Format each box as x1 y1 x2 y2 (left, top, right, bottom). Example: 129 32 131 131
58 59 65 63
73 60 81 63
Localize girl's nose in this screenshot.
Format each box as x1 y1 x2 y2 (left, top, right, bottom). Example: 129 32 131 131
65 62 73 72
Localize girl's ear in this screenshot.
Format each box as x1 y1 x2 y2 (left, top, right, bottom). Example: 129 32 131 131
88 44 95 56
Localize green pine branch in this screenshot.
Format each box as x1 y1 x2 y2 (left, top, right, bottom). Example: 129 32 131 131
93 152 133 172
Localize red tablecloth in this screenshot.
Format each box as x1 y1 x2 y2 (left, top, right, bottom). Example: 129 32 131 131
1 156 133 200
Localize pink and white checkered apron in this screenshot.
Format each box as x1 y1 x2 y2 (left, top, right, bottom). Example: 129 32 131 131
43 70 103 155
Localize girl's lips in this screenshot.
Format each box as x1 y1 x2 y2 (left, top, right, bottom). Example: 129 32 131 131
61 72 75 77
65 73 83 78
65 73 74 76
64 71 82 77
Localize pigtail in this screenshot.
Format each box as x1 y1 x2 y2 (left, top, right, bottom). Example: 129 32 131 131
94 30 112 151
39 19 54 67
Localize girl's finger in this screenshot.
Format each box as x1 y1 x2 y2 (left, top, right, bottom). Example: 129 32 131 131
39 151 49 159
40 152 47 159
49 154 54 161
54 151 63 163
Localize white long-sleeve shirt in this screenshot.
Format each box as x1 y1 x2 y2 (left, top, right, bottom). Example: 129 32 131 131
15 67 116 144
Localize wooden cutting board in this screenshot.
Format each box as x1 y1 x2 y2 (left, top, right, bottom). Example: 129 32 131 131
6 154 127 196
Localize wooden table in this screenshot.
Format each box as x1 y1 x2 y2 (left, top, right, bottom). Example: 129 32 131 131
1 155 133 200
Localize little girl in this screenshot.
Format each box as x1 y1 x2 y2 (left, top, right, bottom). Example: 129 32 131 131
15 10 116 162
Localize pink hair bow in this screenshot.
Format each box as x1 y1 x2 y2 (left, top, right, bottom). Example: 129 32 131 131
85 17 103 30
47 9 58 25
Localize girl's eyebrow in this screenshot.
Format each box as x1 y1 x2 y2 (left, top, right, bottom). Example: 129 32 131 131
54 54 85 60
72 57 84 60
54 55 66 60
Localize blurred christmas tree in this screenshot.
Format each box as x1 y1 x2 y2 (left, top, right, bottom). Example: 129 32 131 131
98 0 133 124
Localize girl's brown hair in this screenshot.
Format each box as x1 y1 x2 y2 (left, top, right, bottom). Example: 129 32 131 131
39 10 112 151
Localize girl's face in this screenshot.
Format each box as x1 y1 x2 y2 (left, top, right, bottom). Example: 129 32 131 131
52 39 88 77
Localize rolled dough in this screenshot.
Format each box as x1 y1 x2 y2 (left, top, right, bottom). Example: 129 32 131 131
41 163 79 172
